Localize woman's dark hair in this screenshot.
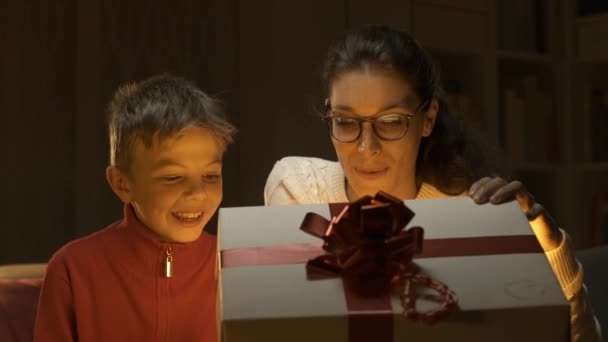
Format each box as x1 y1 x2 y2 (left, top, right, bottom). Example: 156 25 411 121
322 25 494 195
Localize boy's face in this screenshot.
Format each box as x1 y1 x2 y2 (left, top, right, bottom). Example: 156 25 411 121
108 126 223 243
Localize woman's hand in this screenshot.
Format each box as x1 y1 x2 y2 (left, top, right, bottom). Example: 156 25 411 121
468 176 562 251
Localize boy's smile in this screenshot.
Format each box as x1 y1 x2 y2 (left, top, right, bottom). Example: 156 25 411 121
108 126 224 242
172 211 204 224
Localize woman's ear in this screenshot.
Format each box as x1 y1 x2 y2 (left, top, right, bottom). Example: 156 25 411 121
422 98 439 137
106 166 133 203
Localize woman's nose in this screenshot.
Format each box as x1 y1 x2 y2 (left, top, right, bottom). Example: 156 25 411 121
357 122 381 154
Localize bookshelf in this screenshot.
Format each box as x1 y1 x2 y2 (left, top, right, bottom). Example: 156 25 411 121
410 0 608 247
496 50 561 64
572 7 608 247
576 163 608 172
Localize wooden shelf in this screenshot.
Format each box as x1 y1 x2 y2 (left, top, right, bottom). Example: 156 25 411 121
576 12 608 26
575 162 608 171
508 163 562 172
576 57 608 65
427 46 485 58
497 50 561 65
576 12 608 62
415 0 489 13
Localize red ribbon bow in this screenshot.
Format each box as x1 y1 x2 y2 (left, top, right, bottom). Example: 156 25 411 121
300 191 458 323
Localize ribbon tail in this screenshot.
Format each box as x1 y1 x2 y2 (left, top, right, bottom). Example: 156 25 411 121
396 271 458 324
306 254 342 280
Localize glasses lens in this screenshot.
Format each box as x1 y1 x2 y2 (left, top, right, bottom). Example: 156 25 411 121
330 117 360 142
374 114 409 140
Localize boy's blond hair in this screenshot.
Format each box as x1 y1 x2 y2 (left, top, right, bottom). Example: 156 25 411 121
108 74 236 170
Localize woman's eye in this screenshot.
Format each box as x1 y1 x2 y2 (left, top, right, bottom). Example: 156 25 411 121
334 117 357 126
378 115 406 125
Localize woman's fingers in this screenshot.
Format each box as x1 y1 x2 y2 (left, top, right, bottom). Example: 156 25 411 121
469 177 508 204
489 180 525 204
524 202 544 221
514 185 536 214
491 180 539 219
469 177 562 251
468 176 492 196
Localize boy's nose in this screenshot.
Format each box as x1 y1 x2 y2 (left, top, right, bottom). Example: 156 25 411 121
185 181 208 199
357 123 381 154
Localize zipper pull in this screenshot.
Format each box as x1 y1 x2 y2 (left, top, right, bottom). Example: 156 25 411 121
165 247 173 278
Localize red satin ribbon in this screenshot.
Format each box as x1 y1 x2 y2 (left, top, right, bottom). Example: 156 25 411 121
221 235 542 268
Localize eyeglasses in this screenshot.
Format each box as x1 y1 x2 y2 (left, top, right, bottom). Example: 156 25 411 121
323 100 429 143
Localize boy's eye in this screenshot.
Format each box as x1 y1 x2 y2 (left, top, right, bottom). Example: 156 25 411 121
203 174 221 183
161 176 183 183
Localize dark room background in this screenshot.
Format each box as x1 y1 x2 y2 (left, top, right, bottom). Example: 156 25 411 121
2 0 608 264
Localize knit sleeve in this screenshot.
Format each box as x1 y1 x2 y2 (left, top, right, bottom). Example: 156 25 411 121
265 180 300 206
264 157 336 205
264 157 302 205
545 229 583 300
33 251 76 342
544 230 602 341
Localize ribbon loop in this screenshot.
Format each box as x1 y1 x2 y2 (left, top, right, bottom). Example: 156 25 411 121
300 191 458 323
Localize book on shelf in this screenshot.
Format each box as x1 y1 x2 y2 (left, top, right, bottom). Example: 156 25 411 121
577 7 608 59
580 84 594 161
577 0 608 17
501 75 558 164
581 86 608 161
592 191 608 246
443 79 483 129
497 0 537 52
540 0 562 54
591 88 608 161
497 0 562 54
503 88 525 162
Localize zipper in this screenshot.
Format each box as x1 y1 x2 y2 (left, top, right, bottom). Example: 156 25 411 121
159 245 172 341
165 246 173 278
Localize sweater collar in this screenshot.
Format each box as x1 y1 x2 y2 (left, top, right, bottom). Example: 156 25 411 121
336 172 447 202
115 204 216 278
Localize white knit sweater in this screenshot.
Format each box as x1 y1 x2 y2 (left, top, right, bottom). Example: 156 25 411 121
264 156 602 341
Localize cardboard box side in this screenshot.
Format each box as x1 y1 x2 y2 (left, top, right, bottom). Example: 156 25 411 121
222 316 348 342
392 305 569 341
222 254 566 321
222 306 568 342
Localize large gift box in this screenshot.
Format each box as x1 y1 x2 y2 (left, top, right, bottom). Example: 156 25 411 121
217 197 569 341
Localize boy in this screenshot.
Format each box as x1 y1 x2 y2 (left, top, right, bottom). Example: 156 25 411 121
34 75 236 341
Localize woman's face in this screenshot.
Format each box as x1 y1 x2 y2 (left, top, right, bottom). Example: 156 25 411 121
328 69 438 200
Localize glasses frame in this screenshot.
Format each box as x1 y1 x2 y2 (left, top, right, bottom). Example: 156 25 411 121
323 99 429 143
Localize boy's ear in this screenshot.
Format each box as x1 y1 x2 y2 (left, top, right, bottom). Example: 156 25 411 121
421 98 439 137
106 166 133 203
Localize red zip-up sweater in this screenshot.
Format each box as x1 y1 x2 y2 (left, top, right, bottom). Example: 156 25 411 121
33 204 218 342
